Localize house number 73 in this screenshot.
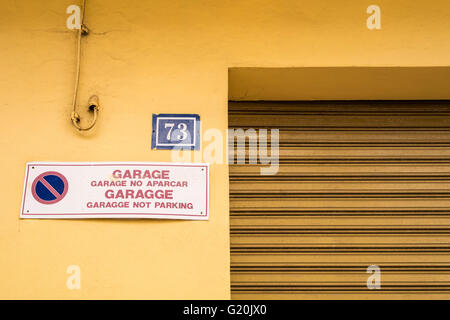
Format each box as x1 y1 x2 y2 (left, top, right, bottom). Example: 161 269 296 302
165 122 188 141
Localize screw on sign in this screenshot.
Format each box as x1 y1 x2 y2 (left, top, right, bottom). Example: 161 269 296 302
31 171 68 204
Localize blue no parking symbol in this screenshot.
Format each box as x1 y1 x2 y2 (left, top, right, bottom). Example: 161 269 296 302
31 171 68 204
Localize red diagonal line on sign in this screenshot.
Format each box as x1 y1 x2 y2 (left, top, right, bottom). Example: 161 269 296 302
39 177 63 201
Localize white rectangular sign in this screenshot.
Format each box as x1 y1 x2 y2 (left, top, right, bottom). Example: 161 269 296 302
21 162 209 220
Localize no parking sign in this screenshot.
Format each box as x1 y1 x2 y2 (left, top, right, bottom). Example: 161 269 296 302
31 171 68 204
21 162 209 220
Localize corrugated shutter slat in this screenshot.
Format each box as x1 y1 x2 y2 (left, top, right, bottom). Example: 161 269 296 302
229 101 450 299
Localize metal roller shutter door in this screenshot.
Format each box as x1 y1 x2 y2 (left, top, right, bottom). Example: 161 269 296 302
229 101 450 299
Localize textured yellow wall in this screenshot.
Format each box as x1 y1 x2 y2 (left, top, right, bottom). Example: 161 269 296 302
1 0 449 299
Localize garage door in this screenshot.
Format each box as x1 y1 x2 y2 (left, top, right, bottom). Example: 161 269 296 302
229 101 450 299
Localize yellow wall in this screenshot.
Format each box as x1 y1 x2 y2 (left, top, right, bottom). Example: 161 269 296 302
1 0 450 299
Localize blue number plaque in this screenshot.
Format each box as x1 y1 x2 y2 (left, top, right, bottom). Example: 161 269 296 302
151 114 200 150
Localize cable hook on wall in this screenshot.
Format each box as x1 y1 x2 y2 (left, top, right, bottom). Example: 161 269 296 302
70 0 100 131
